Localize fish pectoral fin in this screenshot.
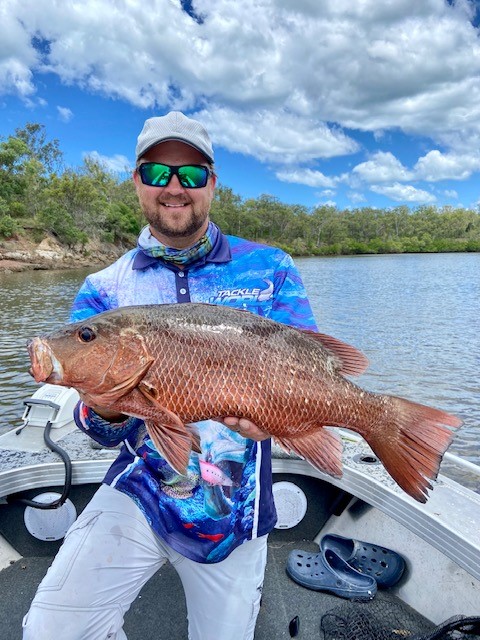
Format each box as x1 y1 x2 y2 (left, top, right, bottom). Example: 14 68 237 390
138 384 201 473
275 427 343 478
145 419 192 476
138 380 159 401
186 424 202 454
138 383 184 427
300 330 369 377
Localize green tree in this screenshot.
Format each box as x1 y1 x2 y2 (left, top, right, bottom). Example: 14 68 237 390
104 202 142 243
0 137 30 216
310 205 347 247
210 184 243 233
0 214 20 239
37 203 88 247
15 123 62 174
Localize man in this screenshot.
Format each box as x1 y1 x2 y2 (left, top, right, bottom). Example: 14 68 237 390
23 111 318 640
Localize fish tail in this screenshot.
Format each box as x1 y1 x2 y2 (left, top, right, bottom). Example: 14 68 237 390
364 396 462 503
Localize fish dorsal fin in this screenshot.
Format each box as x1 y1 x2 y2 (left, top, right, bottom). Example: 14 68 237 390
301 330 369 377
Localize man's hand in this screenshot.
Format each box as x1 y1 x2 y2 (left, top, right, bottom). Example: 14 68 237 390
222 417 270 441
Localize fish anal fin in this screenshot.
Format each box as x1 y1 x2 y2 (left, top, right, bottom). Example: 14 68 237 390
301 330 369 377
275 427 343 478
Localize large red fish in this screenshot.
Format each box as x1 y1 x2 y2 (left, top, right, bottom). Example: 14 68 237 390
27 303 461 502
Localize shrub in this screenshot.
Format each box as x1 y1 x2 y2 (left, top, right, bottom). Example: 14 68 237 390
0 214 20 238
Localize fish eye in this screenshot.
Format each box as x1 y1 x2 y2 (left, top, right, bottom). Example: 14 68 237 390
78 326 97 343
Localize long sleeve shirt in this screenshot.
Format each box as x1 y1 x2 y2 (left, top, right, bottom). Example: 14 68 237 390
72 227 317 563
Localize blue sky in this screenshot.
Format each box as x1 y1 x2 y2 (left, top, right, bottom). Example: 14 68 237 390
2 0 480 211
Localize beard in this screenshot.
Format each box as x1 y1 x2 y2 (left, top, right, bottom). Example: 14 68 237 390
140 197 210 240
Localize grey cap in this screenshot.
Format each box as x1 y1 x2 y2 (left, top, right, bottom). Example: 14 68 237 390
135 111 214 163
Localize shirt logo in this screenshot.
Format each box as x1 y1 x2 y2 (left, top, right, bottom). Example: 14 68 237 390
209 279 273 305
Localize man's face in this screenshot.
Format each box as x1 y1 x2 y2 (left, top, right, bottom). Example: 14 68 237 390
133 140 216 248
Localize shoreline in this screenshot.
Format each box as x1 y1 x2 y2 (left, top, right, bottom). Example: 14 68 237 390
0 236 127 274
0 258 113 273
2 236 479 274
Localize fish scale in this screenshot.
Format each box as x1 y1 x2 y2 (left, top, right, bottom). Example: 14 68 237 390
27 302 462 502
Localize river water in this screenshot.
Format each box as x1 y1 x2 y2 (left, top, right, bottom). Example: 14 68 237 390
0 253 479 477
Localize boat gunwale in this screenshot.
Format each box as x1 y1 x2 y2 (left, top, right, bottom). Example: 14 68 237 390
1 447 479 582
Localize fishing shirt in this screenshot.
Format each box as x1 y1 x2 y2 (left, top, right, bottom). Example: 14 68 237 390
71 226 318 563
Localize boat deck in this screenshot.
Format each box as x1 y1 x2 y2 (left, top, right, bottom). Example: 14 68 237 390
1 526 435 640
0 472 438 640
1 426 480 637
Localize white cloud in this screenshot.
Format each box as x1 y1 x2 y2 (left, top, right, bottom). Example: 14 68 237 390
348 191 367 204
0 59 35 98
353 151 413 183
444 189 458 199
414 149 480 181
316 198 337 208
0 2 38 97
2 1 479 143
275 168 336 187
57 106 73 122
84 151 132 173
2 0 480 202
370 182 436 203
196 107 358 163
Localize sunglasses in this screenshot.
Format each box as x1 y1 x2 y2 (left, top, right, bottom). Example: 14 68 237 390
137 162 213 189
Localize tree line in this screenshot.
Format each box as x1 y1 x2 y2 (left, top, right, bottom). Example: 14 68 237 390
1 123 479 255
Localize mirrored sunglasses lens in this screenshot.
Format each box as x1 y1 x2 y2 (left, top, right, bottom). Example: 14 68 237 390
141 164 171 186
178 165 208 188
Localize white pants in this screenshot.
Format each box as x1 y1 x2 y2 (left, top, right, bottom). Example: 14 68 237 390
22 484 268 640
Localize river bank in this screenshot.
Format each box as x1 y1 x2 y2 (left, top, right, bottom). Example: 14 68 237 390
0 236 127 272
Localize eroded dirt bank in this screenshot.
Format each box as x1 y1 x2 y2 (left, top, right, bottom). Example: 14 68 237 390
0 236 127 273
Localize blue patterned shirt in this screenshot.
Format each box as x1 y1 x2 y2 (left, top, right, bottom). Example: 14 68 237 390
72 227 317 563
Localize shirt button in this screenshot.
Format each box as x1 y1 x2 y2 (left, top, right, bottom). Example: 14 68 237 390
178 272 185 278
180 288 187 295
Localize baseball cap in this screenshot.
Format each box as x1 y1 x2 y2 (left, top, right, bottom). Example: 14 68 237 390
135 111 214 164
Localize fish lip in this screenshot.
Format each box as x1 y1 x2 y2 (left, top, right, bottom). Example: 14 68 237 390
27 337 64 383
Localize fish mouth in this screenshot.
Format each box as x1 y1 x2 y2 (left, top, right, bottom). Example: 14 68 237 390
27 337 64 384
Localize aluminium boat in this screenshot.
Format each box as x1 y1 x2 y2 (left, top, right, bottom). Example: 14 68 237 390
0 384 479 639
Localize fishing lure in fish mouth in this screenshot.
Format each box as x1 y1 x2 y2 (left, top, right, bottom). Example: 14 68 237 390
27 302 462 502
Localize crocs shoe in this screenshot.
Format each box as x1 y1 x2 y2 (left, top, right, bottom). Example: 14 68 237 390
320 534 406 588
286 548 377 601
